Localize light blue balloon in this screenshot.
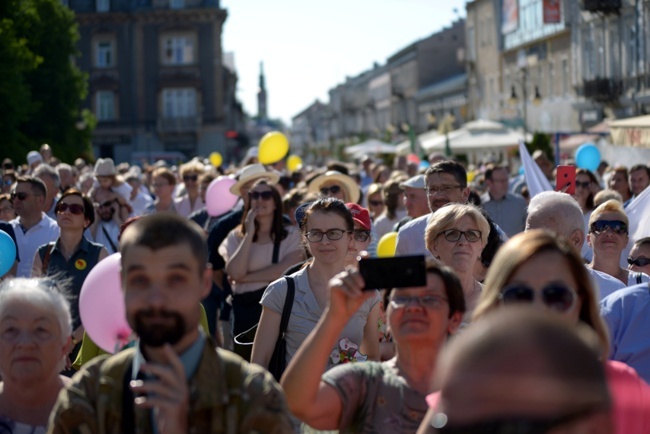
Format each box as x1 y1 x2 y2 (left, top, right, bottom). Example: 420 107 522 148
519 165 525 175
575 143 601 172
0 231 17 277
419 161 430 170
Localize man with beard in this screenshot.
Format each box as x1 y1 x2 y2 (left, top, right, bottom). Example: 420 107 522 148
48 214 292 434
88 193 123 254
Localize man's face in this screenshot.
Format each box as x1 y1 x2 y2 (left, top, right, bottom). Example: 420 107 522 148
59 169 73 191
12 183 44 218
403 187 429 218
487 168 509 199
97 199 116 221
426 172 469 213
629 169 650 196
36 174 56 200
629 243 650 275
122 243 210 348
608 172 629 197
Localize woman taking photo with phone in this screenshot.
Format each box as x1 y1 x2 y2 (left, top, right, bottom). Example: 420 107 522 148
252 198 380 375
219 179 304 361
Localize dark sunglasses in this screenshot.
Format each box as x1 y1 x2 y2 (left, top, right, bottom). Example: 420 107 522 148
183 175 198 182
56 203 85 215
248 191 274 201
320 185 342 195
589 219 628 235
575 180 591 189
500 283 577 313
353 230 370 242
99 199 115 208
628 256 650 267
369 200 383 207
11 191 40 201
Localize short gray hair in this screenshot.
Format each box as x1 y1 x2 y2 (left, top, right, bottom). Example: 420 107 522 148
0 278 72 342
526 191 584 237
34 164 60 188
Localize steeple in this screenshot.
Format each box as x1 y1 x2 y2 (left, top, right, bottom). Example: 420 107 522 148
257 61 268 120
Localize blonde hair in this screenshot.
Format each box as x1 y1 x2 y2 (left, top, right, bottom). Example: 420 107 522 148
180 160 205 177
588 199 628 227
473 230 609 359
425 203 489 254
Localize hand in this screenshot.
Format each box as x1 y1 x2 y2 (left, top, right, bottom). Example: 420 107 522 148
327 268 375 322
130 344 189 434
244 208 257 234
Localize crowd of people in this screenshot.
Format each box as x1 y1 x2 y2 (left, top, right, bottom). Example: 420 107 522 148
1 142 650 433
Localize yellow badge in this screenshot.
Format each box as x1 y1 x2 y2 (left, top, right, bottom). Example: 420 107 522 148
75 259 87 270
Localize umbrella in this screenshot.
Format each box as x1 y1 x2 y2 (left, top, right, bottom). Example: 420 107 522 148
609 115 650 148
344 139 397 157
420 119 530 153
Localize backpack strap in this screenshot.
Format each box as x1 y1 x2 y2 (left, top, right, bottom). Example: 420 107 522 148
279 277 295 338
101 226 118 253
272 239 281 264
636 272 643 285
41 243 54 275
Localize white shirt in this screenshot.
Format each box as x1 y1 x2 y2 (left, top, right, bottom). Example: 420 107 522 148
10 213 60 277
394 213 434 258
588 267 627 301
88 220 120 254
129 190 153 217
374 209 407 239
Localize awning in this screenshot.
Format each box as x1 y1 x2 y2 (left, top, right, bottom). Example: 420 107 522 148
609 115 650 147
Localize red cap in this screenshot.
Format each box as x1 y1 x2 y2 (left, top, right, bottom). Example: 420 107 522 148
345 203 371 231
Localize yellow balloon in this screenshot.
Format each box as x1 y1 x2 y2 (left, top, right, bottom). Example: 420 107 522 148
467 171 475 183
287 155 303 172
258 131 289 165
209 152 222 167
377 232 398 258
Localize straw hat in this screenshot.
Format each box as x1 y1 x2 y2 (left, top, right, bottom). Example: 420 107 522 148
308 170 360 204
230 164 280 196
94 158 117 176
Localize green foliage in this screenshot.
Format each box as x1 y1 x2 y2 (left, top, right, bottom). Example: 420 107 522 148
0 0 93 164
526 132 554 161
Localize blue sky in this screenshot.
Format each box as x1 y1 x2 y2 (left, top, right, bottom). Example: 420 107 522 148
221 0 469 125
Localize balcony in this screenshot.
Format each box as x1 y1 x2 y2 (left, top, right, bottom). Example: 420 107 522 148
582 0 621 14
157 116 201 133
583 78 622 103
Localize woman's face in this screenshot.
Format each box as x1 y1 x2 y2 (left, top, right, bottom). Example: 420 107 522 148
304 211 352 264
56 195 89 230
0 198 16 222
503 251 582 322
430 215 484 274
573 173 592 207
319 181 347 202
387 273 461 344
96 176 113 190
152 176 174 201
0 299 68 384
587 211 629 258
248 185 276 217
182 171 200 194
367 192 384 218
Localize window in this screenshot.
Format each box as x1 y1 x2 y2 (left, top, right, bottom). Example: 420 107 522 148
96 0 109 12
162 88 197 118
95 41 114 68
170 0 184 8
163 36 194 65
96 91 115 121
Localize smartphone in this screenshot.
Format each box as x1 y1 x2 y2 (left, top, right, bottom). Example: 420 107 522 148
358 255 427 290
555 165 576 195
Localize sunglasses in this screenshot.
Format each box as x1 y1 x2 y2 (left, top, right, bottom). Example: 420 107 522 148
439 229 482 243
589 219 628 235
353 230 370 242
628 256 650 267
368 200 383 207
248 191 274 201
10 191 40 201
320 185 342 195
56 203 85 215
99 199 115 208
305 228 350 243
183 175 198 182
575 180 591 189
500 283 577 312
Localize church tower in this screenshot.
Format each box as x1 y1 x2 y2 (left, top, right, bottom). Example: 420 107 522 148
257 61 268 120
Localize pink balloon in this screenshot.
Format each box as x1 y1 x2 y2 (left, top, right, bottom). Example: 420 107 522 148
206 176 239 217
79 253 132 353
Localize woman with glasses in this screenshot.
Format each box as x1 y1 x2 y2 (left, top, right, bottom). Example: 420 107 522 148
280 259 464 432
468 230 650 434
219 180 304 361
252 198 380 377
31 189 108 367
308 171 361 204
573 168 601 262
0 193 17 222
365 183 385 220
144 167 178 215
628 237 650 276
175 160 205 218
587 200 650 288
373 179 407 239
425 203 489 322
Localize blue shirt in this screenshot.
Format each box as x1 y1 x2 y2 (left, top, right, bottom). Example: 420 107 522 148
601 283 650 383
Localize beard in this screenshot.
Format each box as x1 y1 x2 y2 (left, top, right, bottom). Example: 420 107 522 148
133 309 186 347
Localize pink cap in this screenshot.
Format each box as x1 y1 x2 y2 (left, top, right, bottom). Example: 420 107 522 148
346 203 371 231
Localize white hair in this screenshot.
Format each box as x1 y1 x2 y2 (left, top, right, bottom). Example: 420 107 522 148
0 278 72 342
526 191 585 237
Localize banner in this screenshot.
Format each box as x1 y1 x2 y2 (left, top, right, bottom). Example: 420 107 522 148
620 185 650 267
502 0 519 34
519 140 553 197
543 0 562 24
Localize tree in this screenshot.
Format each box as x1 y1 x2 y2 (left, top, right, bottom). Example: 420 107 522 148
0 0 94 164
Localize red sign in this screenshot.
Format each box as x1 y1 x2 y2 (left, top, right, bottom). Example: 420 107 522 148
543 0 562 24
225 130 238 139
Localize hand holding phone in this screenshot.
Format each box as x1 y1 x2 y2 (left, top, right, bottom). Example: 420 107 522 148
555 165 576 195
358 255 427 290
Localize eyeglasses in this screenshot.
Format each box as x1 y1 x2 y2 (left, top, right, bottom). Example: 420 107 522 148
305 228 350 243
320 185 342 196
500 283 577 312
56 203 85 215
589 219 628 235
353 230 370 242
575 180 591 189
248 191 274 201
99 200 115 208
426 184 462 196
389 294 447 309
183 175 198 182
628 256 650 267
369 200 383 207
439 229 482 243
10 192 41 201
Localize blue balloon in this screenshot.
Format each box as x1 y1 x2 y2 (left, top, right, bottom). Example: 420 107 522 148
518 165 525 175
418 161 430 170
0 231 17 277
575 143 601 172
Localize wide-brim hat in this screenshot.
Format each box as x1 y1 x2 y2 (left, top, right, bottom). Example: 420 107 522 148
94 158 117 176
230 163 280 196
308 170 360 204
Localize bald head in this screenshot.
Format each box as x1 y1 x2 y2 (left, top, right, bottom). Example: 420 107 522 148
525 191 585 249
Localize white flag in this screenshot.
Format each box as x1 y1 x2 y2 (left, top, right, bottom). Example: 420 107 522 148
620 185 650 267
519 140 553 197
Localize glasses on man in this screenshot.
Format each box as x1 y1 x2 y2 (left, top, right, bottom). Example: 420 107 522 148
389 294 447 309
426 185 461 196
305 228 350 243
589 219 628 235
320 185 342 196
353 230 370 242
248 191 274 201
56 203 85 215
499 283 577 313
439 229 482 243
183 175 198 182
368 200 383 207
628 256 650 267
10 191 40 201
575 180 591 189
99 199 115 208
